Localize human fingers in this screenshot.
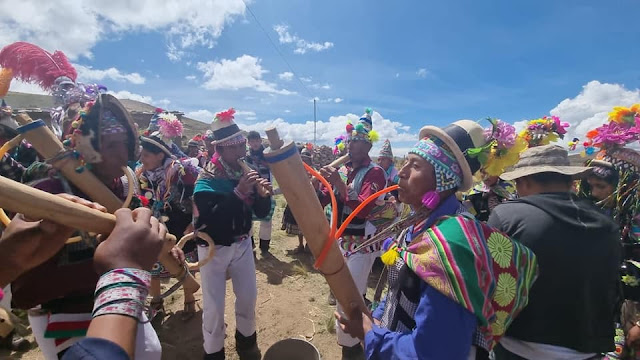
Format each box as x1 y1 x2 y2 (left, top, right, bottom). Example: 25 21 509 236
149 216 159 234
131 207 152 224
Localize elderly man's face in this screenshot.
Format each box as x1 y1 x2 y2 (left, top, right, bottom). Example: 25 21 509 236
397 154 436 208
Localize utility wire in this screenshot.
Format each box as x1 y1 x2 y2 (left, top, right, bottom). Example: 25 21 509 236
241 0 316 100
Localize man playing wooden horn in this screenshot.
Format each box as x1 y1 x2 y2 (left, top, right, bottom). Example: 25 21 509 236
337 119 538 360
193 108 272 360
318 108 387 360
10 94 167 360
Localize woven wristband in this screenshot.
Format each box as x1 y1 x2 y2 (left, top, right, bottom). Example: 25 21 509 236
93 268 150 320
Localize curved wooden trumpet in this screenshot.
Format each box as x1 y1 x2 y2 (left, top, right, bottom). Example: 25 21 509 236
0 174 201 294
177 231 216 271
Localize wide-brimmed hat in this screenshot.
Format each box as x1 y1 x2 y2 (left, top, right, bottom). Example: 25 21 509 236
140 132 173 157
210 108 247 146
418 120 488 191
500 145 591 181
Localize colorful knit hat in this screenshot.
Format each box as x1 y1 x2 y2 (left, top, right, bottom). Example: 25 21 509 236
416 120 490 191
379 139 393 159
210 108 246 146
345 108 379 144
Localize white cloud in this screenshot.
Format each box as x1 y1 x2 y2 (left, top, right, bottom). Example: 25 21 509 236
186 109 215 122
108 90 153 104
284 109 291 113
0 0 247 60
334 98 344 103
395 73 400 78
416 68 428 78
185 75 197 81
156 98 171 108
278 72 294 81
547 81 640 146
273 24 334 55
196 55 295 95
7 80 48 95
300 77 312 83
74 64 145 84
237 110 416 145
310 83 331 90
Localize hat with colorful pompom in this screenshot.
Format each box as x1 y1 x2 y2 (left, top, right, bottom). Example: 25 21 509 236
345 107 379 144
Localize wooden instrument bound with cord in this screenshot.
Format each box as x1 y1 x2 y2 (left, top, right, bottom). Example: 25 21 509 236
263 128 368 317
0 175 201 294
0 113 204 293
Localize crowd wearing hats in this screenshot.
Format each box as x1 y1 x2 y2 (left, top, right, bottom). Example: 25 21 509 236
1 39 640 360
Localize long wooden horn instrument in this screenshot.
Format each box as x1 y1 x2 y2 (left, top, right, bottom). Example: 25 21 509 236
0 175 199 293
4 113 201 293
263 128 367 317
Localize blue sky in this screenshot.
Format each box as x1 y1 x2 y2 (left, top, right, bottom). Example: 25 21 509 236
4 0 640 154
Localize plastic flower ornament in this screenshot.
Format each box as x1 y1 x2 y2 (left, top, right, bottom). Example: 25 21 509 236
468 118 526 176
518 116 569 147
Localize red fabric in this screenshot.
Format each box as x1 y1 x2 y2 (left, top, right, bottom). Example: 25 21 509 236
320 157 386 219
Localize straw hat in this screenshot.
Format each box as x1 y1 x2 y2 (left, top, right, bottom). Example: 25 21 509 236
500 145 591 181
418 120 488 191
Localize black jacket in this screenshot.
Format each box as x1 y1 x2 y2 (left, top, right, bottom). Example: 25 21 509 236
488 192 621 353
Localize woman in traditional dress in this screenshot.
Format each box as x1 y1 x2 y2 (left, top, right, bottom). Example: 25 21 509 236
137 131 201 321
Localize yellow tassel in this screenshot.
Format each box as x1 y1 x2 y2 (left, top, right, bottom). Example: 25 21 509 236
381 247 399 266
0 68 13 98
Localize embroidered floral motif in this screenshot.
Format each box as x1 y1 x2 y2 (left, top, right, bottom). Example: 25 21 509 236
495 273 517 307
488 232 513 269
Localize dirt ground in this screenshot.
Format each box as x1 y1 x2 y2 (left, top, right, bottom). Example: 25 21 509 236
1 196 384 360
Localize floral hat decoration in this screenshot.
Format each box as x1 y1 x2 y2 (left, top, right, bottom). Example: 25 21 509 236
466 118 527 177
518 115 569 148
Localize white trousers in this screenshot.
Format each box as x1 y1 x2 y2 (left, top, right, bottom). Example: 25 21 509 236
336 250 378 347
29 312 161 360
258 220 272 241
198 238 257 354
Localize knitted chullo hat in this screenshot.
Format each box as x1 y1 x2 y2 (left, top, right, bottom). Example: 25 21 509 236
379 139 393 159
346 107 379 144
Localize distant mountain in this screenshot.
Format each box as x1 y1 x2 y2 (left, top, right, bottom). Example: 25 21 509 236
4 91 210 142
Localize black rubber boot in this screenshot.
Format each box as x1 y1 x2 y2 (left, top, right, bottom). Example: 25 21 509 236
341 343 365 360
203 348 225 360
235 330 261 360
259 239 270 253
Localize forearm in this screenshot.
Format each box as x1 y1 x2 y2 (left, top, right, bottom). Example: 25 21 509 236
86 315 137 359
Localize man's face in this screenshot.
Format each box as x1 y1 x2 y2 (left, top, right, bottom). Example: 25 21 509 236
397 154 436 208
248 138 262 151
378 157 393 171
94 132 128 180
188 145 199 157
587 176 615 202
348 140 372 162
219 141 248 164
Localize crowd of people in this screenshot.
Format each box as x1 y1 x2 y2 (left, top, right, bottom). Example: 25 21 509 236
0 41 639 360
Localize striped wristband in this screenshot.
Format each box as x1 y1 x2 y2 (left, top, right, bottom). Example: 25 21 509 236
92 268 151 321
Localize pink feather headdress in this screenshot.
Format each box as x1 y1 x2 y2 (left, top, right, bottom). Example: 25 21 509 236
0 42 77 91
215 108 236 122
157 113 183 139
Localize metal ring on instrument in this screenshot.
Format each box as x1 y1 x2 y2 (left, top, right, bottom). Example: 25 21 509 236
177 231 215 271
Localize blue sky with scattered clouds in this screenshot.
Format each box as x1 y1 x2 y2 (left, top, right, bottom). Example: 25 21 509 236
3 0 640 154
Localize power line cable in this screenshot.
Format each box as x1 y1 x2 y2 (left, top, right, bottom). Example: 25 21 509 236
241 0 316 100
